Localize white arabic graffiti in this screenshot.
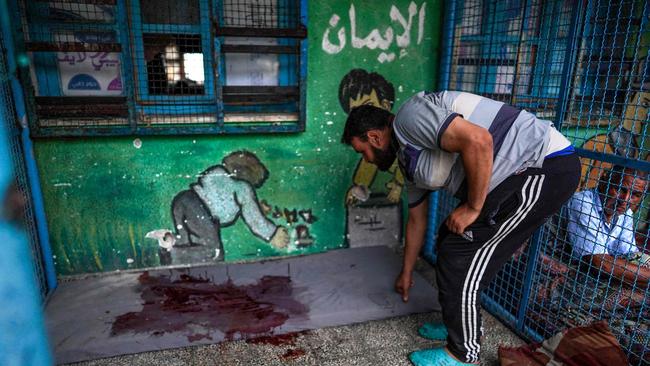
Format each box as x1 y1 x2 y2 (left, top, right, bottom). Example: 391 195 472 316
322 2 427 63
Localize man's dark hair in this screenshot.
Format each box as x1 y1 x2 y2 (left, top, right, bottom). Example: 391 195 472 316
338 69 395 114
341 105 393 145
599 165 648 193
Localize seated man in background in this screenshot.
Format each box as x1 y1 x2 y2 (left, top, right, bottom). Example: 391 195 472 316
566 165 650 288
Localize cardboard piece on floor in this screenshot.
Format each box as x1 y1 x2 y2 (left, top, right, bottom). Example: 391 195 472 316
46 246 440 364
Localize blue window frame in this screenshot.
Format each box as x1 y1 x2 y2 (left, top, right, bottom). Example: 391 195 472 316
16 0 307 136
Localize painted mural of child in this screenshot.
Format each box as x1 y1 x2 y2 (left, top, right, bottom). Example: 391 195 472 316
338 69 404 205
168 150 289 264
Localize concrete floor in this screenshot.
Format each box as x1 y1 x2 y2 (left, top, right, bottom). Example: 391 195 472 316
64 253 525 366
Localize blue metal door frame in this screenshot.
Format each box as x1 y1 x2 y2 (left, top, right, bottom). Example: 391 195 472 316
0 0 57 297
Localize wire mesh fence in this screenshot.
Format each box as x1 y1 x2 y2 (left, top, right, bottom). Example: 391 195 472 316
0 29 49 300
220 0 300 29
435 0 650 364
16 0 305 136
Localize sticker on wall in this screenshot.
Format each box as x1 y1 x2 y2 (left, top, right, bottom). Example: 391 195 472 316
146 151 303 266
55 31 123 96
321 2 427 63
57 50 123 96
338 69 404 247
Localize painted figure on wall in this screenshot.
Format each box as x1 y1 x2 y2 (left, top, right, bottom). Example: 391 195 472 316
339 69 404 204
340 69 404 248
152 151 289 265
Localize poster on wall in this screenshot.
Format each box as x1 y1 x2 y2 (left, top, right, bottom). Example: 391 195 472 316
57 50 123 96
48 3 122 96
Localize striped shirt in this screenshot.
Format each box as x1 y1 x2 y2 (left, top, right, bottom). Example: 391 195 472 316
392 91 572 207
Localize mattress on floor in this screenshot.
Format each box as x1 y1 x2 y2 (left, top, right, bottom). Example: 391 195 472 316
46 246 440 364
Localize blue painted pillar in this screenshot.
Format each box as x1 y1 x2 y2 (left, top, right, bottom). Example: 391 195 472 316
0 0 53 364
0 0 57 292
0 64 53 366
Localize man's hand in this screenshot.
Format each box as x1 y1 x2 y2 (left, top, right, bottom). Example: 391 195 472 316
395 270 414 302
270 227 289 248
445 203 481 235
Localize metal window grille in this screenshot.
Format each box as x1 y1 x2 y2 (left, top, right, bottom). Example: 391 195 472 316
15 0 306 137
0 30 50 300
436 0 650 364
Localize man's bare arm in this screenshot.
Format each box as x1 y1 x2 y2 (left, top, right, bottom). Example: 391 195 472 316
395 197 429 302
440 116 493 234
587 254 649 288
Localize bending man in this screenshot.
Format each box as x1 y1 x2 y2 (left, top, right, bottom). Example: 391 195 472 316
341 91 580 365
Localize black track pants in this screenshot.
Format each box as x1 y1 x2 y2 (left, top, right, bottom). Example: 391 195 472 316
436 153 580 363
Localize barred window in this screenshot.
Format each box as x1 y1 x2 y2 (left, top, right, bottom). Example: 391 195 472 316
19 0 306 136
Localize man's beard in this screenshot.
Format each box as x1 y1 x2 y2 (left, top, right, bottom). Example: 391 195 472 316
372 145 397 171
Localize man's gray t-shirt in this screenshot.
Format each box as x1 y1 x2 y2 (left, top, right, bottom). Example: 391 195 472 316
393 91 556 207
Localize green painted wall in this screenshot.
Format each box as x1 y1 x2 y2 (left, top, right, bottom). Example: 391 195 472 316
34 0 442 275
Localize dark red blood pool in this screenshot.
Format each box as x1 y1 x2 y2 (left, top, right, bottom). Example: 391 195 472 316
111 271 308 342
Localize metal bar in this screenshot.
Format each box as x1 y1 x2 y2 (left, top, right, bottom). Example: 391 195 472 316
575 146 650 172
223 85 299 95
553 0 587 129
223 95 299 105
221 44 299 54
511 0 530 105
222 86 300 104
0 0 57 295
223 112 298 123
456 58 517 66
513 1 538 330
214 0 225 128
24 42 122 52
115 0 136 133
32 122 304 137
422 191 439 264
214 37 225 128
516 228 542 328
298 0 307 132
215 26 307 38
35 96 127 104
425 0 456 265
23 18 115 26
35 99 129 118
140 24 201 34
33 0 116 4
437 0 455 91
